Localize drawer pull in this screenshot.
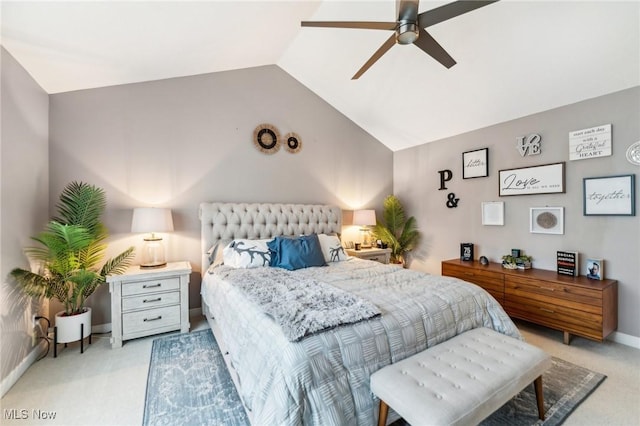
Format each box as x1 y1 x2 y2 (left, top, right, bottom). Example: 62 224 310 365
539 308 555 314
143 297 162 303
143 283 162 289
143 316 162 322
539 286 555 291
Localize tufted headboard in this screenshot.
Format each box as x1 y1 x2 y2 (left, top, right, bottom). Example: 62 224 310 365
199 202 342 273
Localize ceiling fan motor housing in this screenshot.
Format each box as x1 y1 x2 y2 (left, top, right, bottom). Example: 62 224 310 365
397 21 419 44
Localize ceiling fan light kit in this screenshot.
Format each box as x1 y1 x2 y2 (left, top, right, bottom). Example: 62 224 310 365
301 0 499 79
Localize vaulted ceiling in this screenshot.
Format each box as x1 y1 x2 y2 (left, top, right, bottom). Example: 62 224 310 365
2 1 639 151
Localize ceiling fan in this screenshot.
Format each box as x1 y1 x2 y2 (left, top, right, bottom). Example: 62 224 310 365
301 0 499 79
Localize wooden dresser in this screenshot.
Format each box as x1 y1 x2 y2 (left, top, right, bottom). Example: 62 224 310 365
442 258 618 344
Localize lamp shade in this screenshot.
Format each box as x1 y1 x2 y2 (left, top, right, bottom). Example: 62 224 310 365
353 209 376 226
131 208 174 233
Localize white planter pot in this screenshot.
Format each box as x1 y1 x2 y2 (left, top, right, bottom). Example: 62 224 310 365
55 308 91 344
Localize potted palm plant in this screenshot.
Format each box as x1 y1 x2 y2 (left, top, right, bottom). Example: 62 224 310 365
11 181 134 344
371 195 420 266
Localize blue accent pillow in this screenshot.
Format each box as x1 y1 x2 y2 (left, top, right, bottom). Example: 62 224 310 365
268 234 327 270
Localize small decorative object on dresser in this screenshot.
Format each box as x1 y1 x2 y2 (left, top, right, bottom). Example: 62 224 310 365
107 261 191 348
346 247 391 264
586 258 604 280
479 255 489 265
460 243 474 261
501 252 532 269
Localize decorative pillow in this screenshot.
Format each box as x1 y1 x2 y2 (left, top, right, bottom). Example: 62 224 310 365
222 239 272 268
267 234 327 271
207 239 230 268
317 234 348 262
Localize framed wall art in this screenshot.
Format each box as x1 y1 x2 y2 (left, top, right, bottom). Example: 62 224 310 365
499 162 565 196
462 148 489 179
583 174 636 216
530 207 564 235
481 201 504 225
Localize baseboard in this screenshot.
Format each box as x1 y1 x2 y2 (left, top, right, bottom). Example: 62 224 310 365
91 322 111 334
610 331 640 349
1 340 47 398
189 307 203 317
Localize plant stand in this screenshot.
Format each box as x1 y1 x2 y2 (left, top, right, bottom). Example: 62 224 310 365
53 323 92 357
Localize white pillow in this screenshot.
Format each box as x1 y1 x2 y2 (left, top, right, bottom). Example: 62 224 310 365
317 234 348 262
222 239 272 268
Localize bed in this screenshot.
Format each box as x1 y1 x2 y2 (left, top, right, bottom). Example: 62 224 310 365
199 202 521 426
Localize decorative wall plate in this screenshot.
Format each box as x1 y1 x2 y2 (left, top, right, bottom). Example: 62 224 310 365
253 124 281 154
626 141 640 165
284 132 302 153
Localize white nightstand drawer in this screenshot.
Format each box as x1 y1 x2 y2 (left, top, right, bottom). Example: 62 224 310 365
122 291 180 312
122 305 181 334
365 254 386 263
122 277 180 296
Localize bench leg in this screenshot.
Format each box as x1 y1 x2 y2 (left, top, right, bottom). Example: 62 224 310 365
534 375 545 420
378 400 389 426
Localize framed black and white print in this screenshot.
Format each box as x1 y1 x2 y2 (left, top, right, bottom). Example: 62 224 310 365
462 148 489 179
530 207 564 234
583 174 636 216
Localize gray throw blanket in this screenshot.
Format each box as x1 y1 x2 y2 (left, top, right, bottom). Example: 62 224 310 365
214 266 381 341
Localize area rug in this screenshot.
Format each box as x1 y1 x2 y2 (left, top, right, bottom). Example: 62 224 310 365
142 329 249 426
143 329 605 426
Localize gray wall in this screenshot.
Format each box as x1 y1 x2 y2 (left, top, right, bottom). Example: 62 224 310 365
1 48 49 390
49 65 393 325
394 87 640 339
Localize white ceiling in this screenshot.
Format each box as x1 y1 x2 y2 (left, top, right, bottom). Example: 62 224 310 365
2 1 639 151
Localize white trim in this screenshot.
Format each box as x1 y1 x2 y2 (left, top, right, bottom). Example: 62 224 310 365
609 331 640 349
0 340 47 397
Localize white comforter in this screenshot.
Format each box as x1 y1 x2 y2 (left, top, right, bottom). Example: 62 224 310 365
201 258 521 426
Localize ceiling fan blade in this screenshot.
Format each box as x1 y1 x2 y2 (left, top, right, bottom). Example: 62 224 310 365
418 0 499 28
301 21 397 31
413 28 456 68
352 33 397 80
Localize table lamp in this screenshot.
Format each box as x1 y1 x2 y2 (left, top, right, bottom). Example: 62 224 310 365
353 209 376 248
131 207 174 268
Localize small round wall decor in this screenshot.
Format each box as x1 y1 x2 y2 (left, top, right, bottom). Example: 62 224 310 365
253 124 281 154
626 141 640 166
284 132 302 154
536 211 558 229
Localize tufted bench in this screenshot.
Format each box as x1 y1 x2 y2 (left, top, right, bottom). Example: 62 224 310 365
370 327 552 426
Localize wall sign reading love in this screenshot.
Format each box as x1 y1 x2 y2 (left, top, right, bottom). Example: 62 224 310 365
498 162 566 196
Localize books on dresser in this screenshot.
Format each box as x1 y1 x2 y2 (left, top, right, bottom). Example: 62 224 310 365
557 251 578 276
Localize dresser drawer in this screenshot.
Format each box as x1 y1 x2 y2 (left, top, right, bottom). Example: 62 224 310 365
122 291 180 312
505 276 602 306
365 254 387 263
122 305 181 334
122 277 180 296
442 263 505 302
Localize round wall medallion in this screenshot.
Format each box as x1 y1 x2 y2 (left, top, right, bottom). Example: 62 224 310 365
626 141 640 166
536 212 558 229
284 132 302 154
253 124 281 154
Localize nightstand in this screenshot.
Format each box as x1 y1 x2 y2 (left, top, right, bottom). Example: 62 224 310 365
346 247 391 264
107 261 191 348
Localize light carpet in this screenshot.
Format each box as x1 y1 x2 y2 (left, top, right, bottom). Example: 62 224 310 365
143 329 605 426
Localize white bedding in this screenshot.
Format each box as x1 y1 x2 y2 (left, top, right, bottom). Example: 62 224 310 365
201 257 521 426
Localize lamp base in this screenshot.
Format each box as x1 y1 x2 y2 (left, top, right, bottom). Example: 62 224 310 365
140 262 167 269
140 238 166 269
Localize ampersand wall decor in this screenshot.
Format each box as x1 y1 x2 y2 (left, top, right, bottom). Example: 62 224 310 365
446 192 460 208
